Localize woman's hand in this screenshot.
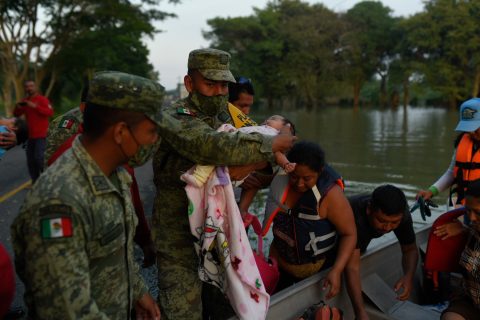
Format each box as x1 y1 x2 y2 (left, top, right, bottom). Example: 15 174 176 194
433 221 464 240
322 268 341 299
416 189 433 201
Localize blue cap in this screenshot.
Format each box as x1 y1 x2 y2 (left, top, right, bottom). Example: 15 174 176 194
455 98 480 132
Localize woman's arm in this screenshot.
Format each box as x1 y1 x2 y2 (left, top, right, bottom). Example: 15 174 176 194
320 185 357 299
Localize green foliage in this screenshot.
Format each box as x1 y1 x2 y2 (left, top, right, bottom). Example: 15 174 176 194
0 0 179 115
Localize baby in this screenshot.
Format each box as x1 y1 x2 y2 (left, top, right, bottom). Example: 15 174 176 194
181 114 296 188
0 117 28 159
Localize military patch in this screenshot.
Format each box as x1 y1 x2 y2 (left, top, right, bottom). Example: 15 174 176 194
39 204 73 216
41 216 73 238
92 176 110 192
58 118 75 129
462 107 477 120
176 107 196 116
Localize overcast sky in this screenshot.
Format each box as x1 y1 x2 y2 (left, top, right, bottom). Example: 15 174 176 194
148 0 425 90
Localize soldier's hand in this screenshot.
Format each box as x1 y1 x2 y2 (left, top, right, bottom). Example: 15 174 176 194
135 293 161 320
272 125 296 153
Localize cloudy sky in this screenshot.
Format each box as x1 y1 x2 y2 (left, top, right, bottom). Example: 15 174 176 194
148 0 424 90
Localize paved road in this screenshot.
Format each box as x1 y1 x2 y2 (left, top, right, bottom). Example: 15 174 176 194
0 146 159 313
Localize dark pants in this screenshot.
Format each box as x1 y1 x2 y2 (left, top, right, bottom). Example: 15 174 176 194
26 138 46 182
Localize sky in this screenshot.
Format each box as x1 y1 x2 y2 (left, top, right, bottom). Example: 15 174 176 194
148 0 425 90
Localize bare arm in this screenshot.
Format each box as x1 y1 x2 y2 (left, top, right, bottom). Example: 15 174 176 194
394 242 419 300
345 249 369 320
321 186 357 299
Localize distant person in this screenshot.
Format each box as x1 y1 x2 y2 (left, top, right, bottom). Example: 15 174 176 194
13 80 53 182
11 71 163 319
441 179 480 320
229 76 254 115
262 141 356 298
0 117 28 158
344 185 418 320
418 98 480 206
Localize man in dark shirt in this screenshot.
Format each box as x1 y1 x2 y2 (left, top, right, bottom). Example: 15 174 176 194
344 185 418 320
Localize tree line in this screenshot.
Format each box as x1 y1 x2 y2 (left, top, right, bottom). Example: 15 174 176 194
205 0 480 110
1 0 479 115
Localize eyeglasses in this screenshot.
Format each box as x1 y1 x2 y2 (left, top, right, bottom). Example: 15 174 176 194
236 76 252 85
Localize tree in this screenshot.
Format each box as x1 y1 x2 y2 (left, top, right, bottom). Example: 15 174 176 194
0 0 179 116
402 0 480 108
340 1 397 108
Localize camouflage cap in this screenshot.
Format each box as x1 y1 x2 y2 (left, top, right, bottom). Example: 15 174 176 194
188 48 236 83
87 71 165 125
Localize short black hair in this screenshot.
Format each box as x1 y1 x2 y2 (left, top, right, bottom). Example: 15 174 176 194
287 141 325 172
465 179 480 198
228 76 254 102
370 185 407 216
283 117 296 136
83 102 146 139
14 118 28 145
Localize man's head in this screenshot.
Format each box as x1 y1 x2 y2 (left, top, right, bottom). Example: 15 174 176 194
184 48 235 97
367 185 408 234
465 180 480 232
24 80 37 97
83 71 165 167
455 98 480 141
229 76 254 114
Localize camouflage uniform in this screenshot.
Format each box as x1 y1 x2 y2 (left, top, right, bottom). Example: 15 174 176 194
11 71 164 319
44 107 83 166
152 49 275 320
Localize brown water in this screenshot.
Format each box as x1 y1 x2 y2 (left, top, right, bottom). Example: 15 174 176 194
251 106 460 229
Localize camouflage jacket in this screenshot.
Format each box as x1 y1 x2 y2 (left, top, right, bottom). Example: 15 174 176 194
153 97 275 188
44 107 83 166
12 136 148 320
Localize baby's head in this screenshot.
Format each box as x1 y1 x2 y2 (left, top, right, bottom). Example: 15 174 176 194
265 115 296 135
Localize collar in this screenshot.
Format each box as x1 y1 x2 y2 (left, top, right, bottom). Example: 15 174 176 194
71 136 132 196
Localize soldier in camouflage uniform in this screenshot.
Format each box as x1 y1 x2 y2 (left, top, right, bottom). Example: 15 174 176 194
11 71 164 319
152 48 296 319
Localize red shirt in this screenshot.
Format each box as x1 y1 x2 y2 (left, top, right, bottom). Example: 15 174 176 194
14 94 53 138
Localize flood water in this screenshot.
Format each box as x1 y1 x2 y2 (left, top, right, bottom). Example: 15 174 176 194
250 106 460 242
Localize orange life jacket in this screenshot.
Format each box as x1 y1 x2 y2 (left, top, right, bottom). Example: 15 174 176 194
454 134 480 203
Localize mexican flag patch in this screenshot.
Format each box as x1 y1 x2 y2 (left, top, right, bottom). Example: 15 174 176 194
41 217 73 238
59 118 74 129
177 107 196 116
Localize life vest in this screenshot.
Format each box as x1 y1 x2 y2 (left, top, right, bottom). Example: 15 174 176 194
263 165 344 265
227 103 257 128
454 134 480 203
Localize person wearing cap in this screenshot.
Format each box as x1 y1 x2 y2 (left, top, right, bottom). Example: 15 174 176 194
11 71 163 319
418 98 480 206
151 48 295 319
44 83 156 268
345 185 417 320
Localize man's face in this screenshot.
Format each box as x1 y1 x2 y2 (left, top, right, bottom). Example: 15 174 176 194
24 81 37 96
367 208 403 234
232 92 254 114
186 71 228 97
465 195 480 232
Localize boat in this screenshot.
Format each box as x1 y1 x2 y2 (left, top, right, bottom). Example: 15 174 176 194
231 225 442 319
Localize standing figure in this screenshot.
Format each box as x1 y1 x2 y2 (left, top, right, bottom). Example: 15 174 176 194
13 80 53 182
152 48 295 320
11 71 163 319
